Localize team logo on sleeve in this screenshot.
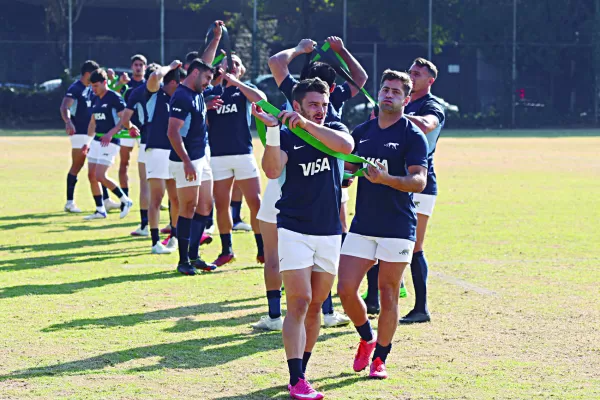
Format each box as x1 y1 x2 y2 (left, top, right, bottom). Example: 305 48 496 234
216 104 238 114
300 157 331 176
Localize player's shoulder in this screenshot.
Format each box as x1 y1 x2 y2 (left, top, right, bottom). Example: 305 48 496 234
352 118 375 135
404 117 427 140
324 120 349 134
66 80 84 95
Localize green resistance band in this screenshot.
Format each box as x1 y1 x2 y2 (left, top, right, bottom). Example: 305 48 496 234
95 131 138 140
253 99 373 179
212 52 226 67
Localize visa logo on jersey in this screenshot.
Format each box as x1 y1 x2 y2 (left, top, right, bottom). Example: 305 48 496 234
94 113 107 120
300 157 331 176
216 104 238 114
362 157 388 169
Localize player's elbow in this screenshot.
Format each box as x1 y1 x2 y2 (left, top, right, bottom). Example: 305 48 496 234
414 175 427 193
337 141 354 155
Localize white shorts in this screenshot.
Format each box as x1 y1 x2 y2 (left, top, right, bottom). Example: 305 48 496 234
257 178 281 224
210 154 260 181
341 232 415 263
201 148 213 182
88 141 119 166
70 134 91 149
169 157 207 189
413 193 437 217
138 143 147 164
278 228 341 275
146 148 171 180
120 138 138 148
341 188 350 204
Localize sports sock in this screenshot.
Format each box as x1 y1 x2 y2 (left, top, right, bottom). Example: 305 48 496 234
365 264 380 306
151 228 160 246
66 174 77 202
177 217 191 265
411 251 429 314
254 234 264 257
302 352 312 374
321 292 334 315
206 207 214 230
355 321 374 342
189 213 208 260
111 187 125 200
266 290 281 319
231 200 242 224
373 343 392 363
122 187 129 197
168 200 172 226
102 185 110 201
171 225 177 237
220 233 233 255
287 358 304 386
140 209 148 229
93 195 105 213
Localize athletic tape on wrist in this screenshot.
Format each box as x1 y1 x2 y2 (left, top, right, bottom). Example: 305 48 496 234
265 125 280 147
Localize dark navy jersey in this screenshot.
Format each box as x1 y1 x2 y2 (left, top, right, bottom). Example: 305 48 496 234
168 84 207 162
206 85 254 157
126 83 149 144
404 93 445 195
91 90 126 145
276 121 349 236
349 117 428 241
145 87 172 150
65 80 94 135
279 74 352 123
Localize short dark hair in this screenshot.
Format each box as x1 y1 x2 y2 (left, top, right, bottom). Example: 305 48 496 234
144 63 160 80
165 67 186 85
292 78 330 104
131 54 147 65
413 57 438 79
81 60 100 76
90 68 108 84
380 69 412 97
187 59 214 76
300 61 336 88
185 51 199 64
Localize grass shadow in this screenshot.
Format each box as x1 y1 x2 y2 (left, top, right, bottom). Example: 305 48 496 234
1 236 138 253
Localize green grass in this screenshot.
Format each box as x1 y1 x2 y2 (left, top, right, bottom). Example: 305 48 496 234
1 132 599 399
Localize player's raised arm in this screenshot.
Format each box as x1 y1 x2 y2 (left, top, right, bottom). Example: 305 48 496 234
201 20 224 65
148 60 182 93
253 104 287 179
326 36 368 98
268 39 316 87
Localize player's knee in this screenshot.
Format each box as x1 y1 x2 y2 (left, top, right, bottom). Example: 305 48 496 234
286 294 311 315
337 279 355 300
379 285 399 310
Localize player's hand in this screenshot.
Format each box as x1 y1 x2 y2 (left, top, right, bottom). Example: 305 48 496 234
251 103 278 127
278 110 307 130
206 95 224 110
297 39 316 54
128 125 140 138
107 69 115 80
100 133 113 147
65 121 76 136
213 20 225 39
169 60 182 70
81 144 90 155
364 161 390 185
326 36 345 53
342 173 355 188
223 73 241 87
119 72 130 86
183 160 198 182
212 68 225 85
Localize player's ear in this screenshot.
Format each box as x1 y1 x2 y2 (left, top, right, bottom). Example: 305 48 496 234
330 83 336 93
403 95 411 106
292 100 302 112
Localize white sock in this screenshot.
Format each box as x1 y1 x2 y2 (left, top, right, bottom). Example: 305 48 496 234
66 200 74 206
96 206 107 214
120 196 129 203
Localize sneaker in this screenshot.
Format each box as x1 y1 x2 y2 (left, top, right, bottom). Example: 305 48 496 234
104 198 121 212
399 286 408 298
232 221 252 231
323 312 351 327
213 253 235 267
151 242 174 254
165 236 178 250
160 204 168 211
366 303 380 316
252 315 283 331
289 378 323 400
160 224 172 234
120 199 134 219
131 225 149 237
204 224 215 234
64 202 82 213
399 309 431 324
369 357 388 379
353 338 377 372
191 258 217 272
161 234 172 246
177 262 196 276
200 232 213 246
83 211 107 220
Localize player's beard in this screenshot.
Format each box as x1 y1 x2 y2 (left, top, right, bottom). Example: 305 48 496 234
379 99 403 114
301 106 325 126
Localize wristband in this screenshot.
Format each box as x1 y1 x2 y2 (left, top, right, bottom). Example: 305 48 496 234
265 125 280 147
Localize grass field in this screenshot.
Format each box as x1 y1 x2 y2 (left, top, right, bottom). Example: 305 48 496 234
1 130 599 399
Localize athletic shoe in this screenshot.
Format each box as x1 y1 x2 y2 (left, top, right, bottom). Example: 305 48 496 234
399 286 408 298
104 198 121 212
251 315 283 331
212 253 235 267
177 262 196 276
323 312 351 328
192 258 217 272
204 224 215 234
369 357 388 379
83 211 107 220
160 224 172 234
151 242 174 254
366 304 380 316
200 232 213 246
232 221 252 231
353 338 377 372
64 202 82 213
289 378 323 400
165 236 178 251
160 204 168 211
399 310 431 324
161 234 172 246
131 225 149 237
120 199 134 219
256 255 265 264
